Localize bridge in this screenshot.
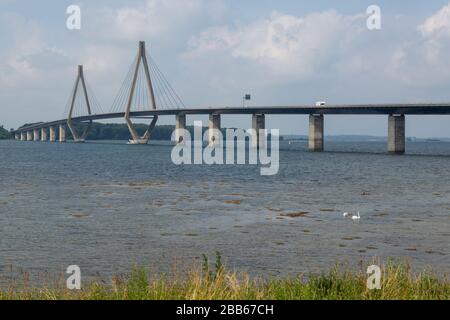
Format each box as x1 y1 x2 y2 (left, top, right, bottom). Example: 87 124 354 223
12 41 450 154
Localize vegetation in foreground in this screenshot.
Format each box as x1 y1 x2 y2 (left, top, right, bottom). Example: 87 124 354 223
0 255 448 300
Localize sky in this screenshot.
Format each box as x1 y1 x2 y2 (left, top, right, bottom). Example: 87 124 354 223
2 0 450 137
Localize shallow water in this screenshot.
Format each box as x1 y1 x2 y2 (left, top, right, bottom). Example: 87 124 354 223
0 139 449 284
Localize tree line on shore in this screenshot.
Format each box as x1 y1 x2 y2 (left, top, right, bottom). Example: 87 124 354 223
0 125 10 139
4 122 283 141
4 123 179 141
70 123 196 141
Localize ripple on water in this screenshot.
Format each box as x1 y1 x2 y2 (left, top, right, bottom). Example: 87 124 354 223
0 139 449 281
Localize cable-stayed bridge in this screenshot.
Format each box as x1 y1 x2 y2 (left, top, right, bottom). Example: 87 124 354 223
12 41 450 154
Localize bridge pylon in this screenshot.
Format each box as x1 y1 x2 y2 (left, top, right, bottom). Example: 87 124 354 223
67 65 93 143
124 41 158 145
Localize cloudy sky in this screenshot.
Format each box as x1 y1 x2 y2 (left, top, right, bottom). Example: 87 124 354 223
2 0 450 137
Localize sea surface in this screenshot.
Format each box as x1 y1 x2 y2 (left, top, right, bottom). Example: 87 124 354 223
0 139 449 285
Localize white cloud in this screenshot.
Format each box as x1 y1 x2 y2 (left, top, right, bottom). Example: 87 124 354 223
386 2 450 86
0 13 69 88
418 3 450 37
94 0 224 41
184 10 366 79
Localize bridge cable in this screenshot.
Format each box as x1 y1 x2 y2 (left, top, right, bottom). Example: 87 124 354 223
148 54 185 109
149 60 174 109
137 62 144 111
149 59 178 109
148 55 181 109
147 59 166 108
110 53 138 113
152 67 171 109
111 62 134 113
85 79 105 115
150 61 171 109
148 57 182 110
62 76 79 118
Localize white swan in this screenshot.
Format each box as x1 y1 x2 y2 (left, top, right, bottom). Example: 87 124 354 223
351 211 361 220
342 212 349 217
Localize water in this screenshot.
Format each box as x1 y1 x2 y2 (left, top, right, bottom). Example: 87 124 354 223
0 139 449 284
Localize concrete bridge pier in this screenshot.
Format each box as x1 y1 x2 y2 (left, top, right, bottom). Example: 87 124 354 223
175 114 186 145
388 114 405 154
20 132 26 141
49 126 56 142
59 125 66 143
309 114 324 152
14 133 19 140
41 128 47 142
27 131 32 141
33 129 40 142
252 114 265 149
208 114 221 146
125 116 158 145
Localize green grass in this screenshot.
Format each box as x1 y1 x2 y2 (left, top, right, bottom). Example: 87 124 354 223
0 256 448 300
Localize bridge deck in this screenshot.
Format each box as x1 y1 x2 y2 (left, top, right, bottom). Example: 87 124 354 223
14 103 450 133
